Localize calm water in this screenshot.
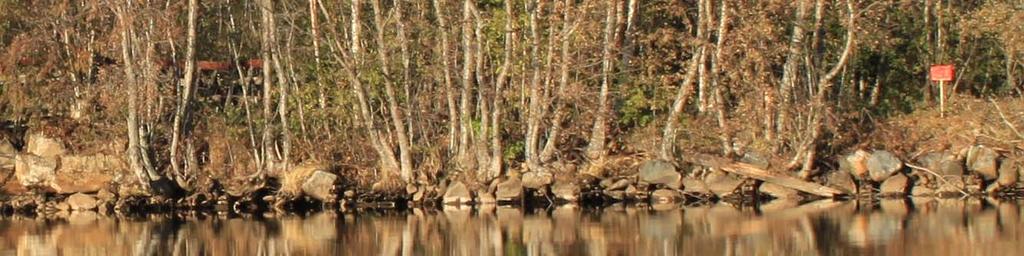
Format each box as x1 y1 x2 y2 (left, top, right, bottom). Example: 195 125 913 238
1 198 1022 255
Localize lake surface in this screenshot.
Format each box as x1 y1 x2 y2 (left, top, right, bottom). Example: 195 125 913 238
1 198 1022 255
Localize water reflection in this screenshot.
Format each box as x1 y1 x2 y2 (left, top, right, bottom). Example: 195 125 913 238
2 199 1023 255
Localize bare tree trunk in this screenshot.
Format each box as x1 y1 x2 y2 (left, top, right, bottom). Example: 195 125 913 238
936 0 944 63
777 0 809 150
798 0 858 176
342 0 401 176
258 0 275 178
117 8 153 191
621 0 638 67
525 0 545 171
456 0 476 171
489 0 516 179
586 0 619 161
659 0 706 160
310 0 326 109
710 0 732 156
539 0 575 163
371 0 414 181
433 0 459 155
396 0 414 146
170 0 199 185
923 0 933 102
696 0 708 113
268 6 291 175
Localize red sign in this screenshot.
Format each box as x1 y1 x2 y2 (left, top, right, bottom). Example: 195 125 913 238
930 64 955 82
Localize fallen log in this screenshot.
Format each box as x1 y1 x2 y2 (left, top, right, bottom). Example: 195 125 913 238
681 152 846 197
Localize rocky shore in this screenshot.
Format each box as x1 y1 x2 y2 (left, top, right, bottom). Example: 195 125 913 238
2 129 1022 217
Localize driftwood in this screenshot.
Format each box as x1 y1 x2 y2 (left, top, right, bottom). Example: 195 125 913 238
681 152 846 197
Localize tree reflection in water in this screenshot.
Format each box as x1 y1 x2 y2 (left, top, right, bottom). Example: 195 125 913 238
1 199 1022 255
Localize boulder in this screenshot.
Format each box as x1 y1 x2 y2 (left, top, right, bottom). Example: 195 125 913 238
51 154 123 194
839 150 871 179
826 171 857 194
966 146 999 180
759 183 801 199
477 191 497 204
521 172 553 189
66 193 99 211
301 171 338 202
997 158 1019 187
879 173 909 197
867 150 903 182
55 202 70 211
638 160 681 186
936 176 966 197
917 151 963 176
604 190 625 200
551 181 580 202
911 186 935 197
0 138 15 170
406 184 419 195
96 189 117 201
705 172 744 198
14 153 57 188
605 178 632 191
495 177 523 201
25 132 66 159
681 177 711 195
740 152 771 169
624 185 639 198
442 181 473 205
650 189 681 204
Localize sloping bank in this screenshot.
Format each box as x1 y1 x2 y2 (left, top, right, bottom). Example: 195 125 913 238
1 133 1021 216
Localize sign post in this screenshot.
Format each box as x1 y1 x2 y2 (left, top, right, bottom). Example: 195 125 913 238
929 64 955 117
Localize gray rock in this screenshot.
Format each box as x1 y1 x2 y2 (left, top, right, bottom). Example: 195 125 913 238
477 191 497 204
638 160 681 185
301 171 338 202
879 173 909 197
55 202 70 211
14 153 57 188
759 183 801 199
406 184 419 195
966 146 999 180
665 176 683 189
705 172 744 198
681 178 711 195
552 181 580 202
740 152 771 169
867 150 903 182
96 189 116 201
66 193 99 211
918 151 964 176
411 190 425 202
911 186 935 197
604 190 625 200
936 176 966 197
651 189 681 204
826 171 857 195
997 158 1019 186
443 181 473 205
839 150 871 179
624 185 638 198
495 177 523 201
521 172 553 189
606 178 632 191
0 138 15 170
25 132 66 159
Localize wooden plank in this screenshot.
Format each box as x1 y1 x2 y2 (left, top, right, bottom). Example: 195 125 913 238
682 152 846 197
